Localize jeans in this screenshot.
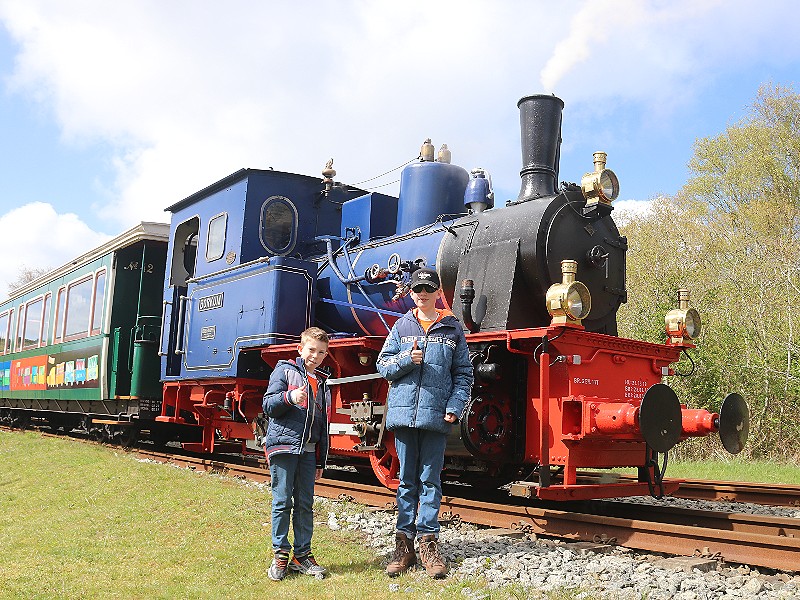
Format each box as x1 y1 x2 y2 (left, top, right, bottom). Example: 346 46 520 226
269 451 316 555
393 427 447 539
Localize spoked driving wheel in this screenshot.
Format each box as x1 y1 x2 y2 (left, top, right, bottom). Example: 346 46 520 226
369 432 400 490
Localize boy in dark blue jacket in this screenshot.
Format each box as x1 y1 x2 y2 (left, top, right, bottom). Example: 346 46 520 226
262 327 330 581
377 267 473 578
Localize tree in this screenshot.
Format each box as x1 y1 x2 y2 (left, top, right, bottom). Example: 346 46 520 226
7 265 50 293
618 84 800 461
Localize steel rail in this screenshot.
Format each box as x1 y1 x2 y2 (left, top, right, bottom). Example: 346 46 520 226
132 447 800 572
3 429 798 572
605 473 800 507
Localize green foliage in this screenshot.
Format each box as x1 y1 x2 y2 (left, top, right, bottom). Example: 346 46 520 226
619 84 800 460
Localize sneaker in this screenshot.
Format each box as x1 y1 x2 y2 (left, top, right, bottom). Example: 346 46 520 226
418 534 447 579
268 552 290 581
385 532 417 576
289 553 327 577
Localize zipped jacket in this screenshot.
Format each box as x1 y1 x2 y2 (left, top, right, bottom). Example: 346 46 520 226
262 358 330 468
377 310 473 434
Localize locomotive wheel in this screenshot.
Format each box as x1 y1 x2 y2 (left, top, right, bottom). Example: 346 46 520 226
369 434 400 490
11 413 30 430
461 395 513 458
116 425 140 450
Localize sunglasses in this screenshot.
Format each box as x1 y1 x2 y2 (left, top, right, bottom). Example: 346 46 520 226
411 284 438 293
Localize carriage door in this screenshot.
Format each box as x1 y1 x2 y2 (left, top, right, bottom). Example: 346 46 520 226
162 217 199 377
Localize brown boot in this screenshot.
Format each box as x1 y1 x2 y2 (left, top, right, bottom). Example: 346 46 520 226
418 534 448 578
385 532 417 576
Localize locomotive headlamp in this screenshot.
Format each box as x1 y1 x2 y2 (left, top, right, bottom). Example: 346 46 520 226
581 152 620 205
545 260 592 325
665 288 702 344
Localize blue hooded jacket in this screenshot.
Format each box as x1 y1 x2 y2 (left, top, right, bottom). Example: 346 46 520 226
377 309 473 434
262 358 330 468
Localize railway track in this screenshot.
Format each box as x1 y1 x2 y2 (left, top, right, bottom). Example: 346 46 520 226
610 473 800 507
130 445 800 572
4 427 799 572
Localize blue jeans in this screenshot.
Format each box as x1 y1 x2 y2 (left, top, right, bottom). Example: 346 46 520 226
269 451 316 555
393 427 447 539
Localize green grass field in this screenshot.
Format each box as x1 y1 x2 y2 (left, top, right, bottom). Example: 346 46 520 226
665 458 800 484
2 430 799 599
0 431 511 600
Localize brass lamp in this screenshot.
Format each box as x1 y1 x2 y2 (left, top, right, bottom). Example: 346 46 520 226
665 288 701 344
581 151 620 206
546 260 592 325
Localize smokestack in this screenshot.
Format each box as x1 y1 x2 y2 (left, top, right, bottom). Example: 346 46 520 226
516 94 564 202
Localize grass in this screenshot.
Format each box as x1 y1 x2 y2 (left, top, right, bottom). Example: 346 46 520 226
666 458 800 484
608 456 800 485
5 431 797 599
0 431 600 600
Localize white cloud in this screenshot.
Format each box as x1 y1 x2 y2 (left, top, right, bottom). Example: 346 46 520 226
0 0 798 238
0 202 111 292
0 1 572 225
612 198 654 226
540 0 800 114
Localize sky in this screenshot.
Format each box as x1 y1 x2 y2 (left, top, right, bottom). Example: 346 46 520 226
0 0 799 293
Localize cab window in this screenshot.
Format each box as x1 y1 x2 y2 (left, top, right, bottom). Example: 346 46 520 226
206 213 227 262
170 217 200 285
259 196 297 255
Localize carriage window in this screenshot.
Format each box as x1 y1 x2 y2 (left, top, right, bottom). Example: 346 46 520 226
0 312 8 354
259 196 297 255
64 276 93 340
91 271 106 335
22 298 43 349
15 307 23 351
53 287 65 343
41 293 51 346
206 213 227 262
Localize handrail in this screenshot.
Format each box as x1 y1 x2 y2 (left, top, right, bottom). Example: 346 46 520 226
174 296 188 355
157 300 171 357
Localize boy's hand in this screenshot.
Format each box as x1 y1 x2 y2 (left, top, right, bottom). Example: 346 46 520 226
291 384 308 405
411 339 423 365
444 412 457 423
315 468 323 481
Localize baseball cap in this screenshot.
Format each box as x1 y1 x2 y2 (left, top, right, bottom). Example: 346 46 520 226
410 267 440 291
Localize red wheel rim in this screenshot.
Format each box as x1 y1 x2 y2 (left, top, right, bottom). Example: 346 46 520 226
369 433 400 490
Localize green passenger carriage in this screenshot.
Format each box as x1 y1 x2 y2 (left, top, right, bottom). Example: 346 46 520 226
0 223 168 440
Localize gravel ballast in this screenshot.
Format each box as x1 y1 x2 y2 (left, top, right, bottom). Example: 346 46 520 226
318 494 800 600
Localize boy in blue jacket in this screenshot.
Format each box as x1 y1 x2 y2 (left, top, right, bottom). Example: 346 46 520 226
377 267 473 578
262 327 330 581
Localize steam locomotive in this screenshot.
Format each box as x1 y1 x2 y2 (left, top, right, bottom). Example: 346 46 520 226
0 94 748 500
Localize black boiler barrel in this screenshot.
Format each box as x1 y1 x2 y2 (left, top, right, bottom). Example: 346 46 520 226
437 191 626 334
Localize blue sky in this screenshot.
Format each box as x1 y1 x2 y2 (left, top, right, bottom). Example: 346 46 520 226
0 0 799 292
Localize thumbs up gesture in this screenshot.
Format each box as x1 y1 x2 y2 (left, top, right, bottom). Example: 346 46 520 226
411 339 423 365
291 383 308 406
